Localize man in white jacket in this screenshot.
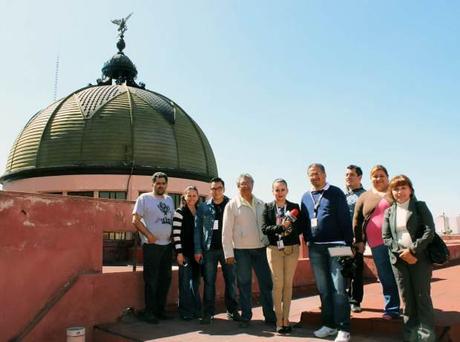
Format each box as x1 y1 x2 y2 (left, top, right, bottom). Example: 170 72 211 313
222 173 276 328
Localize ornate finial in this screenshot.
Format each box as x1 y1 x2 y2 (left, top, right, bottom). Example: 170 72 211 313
111 13 133 53
98 13 145 88
111 12 133 38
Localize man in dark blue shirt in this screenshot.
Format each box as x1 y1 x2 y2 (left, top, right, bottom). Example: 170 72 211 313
300 163 353 342
345 165 366 313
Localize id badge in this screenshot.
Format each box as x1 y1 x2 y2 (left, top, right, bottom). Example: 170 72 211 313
213 220 219 230
277 239 285 250
311 218 318 229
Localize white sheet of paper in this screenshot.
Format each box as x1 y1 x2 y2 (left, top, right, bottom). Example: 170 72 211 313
328 246 353 257
213 220 219 230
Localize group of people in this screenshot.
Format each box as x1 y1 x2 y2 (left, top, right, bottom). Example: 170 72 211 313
132 163 437 342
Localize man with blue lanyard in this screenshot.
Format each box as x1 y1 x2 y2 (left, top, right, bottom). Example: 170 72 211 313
300 163 353 342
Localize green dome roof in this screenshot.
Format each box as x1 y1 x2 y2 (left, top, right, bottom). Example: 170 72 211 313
1 84 218 183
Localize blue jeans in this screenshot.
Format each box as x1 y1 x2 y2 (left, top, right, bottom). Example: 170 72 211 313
309 243 350 332
178 257 201 319
234 248 276 322
202 249 238 316
371 244 400 316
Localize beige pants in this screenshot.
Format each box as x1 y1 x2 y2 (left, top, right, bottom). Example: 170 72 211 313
267 244 300 327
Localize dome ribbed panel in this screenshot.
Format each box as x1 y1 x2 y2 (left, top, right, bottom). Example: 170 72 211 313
131 93 178 168
192 122 218 177
2 84 219 183
37 97 85 167
75 85 123 118
5 134 20 170
130 88 175 124
8 101 62 171
174 107 207 174
80 92 132 165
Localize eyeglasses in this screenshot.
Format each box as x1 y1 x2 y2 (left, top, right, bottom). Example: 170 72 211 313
210 186 223 191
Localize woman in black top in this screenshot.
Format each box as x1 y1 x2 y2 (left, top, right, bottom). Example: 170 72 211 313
173 185 201 320
262 178 301 334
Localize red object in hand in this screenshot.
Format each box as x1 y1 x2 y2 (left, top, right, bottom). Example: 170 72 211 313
285 208 299 222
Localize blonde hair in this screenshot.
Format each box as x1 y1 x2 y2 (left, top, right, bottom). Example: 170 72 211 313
370 164 389 177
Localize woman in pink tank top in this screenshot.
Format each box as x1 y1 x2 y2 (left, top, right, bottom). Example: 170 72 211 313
353 165 400 319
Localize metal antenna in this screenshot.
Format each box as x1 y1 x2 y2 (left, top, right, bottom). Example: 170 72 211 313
53 55 60 101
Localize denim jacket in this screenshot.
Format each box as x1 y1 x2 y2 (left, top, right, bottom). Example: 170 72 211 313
194 196 229 254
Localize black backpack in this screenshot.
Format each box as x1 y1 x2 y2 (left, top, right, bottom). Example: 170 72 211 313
427 232 450 265
416 202 450 265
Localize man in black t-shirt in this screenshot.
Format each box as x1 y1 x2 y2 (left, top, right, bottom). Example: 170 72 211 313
194 177 240 324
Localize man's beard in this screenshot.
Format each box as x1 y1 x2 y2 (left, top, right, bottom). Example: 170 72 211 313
155 188 165 195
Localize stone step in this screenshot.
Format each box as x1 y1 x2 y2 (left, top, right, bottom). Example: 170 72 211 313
299 265 460 342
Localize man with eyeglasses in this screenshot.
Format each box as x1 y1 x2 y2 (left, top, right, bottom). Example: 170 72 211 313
194 177 240 324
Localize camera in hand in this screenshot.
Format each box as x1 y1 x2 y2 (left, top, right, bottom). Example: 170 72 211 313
338 256 357 279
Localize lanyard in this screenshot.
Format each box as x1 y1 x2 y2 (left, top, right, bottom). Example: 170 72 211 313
310 191 325 218
276 205 286 218
276 205 286 240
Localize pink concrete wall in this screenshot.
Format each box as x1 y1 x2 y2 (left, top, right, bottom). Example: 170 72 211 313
27 272 144 341
0 191 135 341
1 191 457 341
2 175 211 200
0 191 320 341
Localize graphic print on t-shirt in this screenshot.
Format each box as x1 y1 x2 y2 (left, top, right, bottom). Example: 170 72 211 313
158 201 173 225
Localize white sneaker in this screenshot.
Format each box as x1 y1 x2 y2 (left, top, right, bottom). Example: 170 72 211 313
335 330 351 342
313 326 338 338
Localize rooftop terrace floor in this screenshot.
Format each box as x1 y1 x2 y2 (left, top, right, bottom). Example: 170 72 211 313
94 264 460 341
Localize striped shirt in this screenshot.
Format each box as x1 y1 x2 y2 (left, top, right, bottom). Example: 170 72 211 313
172 205 196 257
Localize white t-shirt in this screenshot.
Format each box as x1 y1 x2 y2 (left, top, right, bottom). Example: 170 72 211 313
133 193 175 245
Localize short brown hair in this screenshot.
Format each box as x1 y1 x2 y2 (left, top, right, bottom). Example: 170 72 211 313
388 175 414 200
347 164 363 177
370 165 388 177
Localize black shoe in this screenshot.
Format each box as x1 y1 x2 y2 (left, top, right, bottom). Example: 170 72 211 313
141 312 159 324
264 319 276 327
239 320 250 328
277 326 286 334
227 311 241 321
284 326 292 333
200 315 211 325
157 312 174 320
181 316 194 321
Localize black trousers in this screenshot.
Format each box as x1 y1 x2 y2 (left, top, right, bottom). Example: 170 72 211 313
142 243 172 315
347 252 364 305
392 254 435 342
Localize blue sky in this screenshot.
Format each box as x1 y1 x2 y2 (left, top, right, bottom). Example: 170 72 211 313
1 1 459 217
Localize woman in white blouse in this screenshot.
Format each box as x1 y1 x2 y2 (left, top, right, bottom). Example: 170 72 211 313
382 175 435 342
